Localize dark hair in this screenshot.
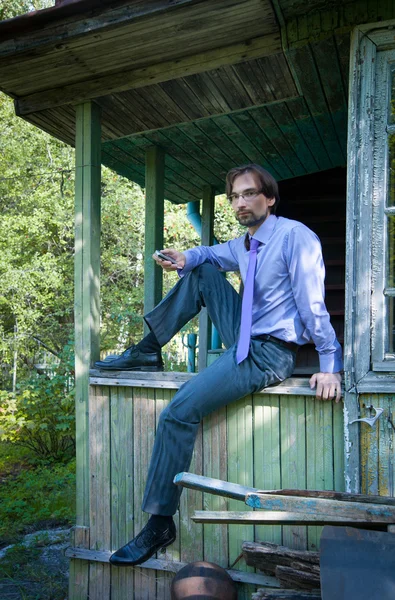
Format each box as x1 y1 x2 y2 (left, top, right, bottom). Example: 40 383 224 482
225 164 280 214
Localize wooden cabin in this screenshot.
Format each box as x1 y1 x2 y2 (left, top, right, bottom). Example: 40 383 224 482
1 1 395 598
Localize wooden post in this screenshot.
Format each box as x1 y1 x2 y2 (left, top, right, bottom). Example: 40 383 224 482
74 101 101 527
198 185 215 371
144 146 165 332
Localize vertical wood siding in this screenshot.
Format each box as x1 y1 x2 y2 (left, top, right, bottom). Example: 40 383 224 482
70 385 344 599
360 394 395 498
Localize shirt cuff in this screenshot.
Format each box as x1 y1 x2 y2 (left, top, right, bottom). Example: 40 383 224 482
318 343 343 373
177 248 202 277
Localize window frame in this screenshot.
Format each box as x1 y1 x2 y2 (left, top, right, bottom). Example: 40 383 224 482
371 50 395 370
345 21 395 393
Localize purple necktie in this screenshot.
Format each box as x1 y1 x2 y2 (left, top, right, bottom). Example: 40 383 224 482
237 237 260 364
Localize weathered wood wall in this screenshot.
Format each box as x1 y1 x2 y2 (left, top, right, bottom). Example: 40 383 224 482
69 383 344 600
360 394 395 498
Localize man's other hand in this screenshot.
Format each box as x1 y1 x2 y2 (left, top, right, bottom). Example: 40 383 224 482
152 248 186 271
309 372 342 403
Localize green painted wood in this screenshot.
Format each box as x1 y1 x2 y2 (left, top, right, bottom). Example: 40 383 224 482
358 393 395 499
310 36 348 159
227 395 255 600
89 386 111 599
253 395 282 545
229 110 289 179
68 527 90 600
215 113 281 176
113 136 202 200
305 398 330 550
133 387 157 597
180 422 204 563
287 45 344 169
203 407 229 567
74 102 101 541
109 386 135 599
285 97 332 172
155 388 177 600
116 137 202 199
280 395 307 550
144 146 165 323
264 102 310 175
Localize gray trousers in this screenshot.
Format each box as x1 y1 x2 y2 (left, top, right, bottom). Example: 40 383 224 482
142 263 296 515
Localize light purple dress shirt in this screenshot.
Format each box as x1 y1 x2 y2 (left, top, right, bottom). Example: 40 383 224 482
180 214 343 374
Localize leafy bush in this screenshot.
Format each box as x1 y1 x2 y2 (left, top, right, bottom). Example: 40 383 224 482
0 459 75 541
0 344 75 462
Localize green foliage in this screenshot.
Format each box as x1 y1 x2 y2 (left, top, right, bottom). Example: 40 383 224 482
0 0 52 21
0 458 75 540
0 344 75 461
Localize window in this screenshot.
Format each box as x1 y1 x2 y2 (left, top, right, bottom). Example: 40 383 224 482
372 50 395 370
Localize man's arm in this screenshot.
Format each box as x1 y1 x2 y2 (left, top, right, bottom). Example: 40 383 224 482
286 226 343 403
153 240 240 274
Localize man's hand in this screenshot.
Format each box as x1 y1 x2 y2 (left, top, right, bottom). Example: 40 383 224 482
152 248 186 272
309 372 342 403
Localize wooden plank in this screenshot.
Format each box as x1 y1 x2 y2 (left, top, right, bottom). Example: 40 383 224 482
280 395 307 550
144 146 164 324
192 511 389 527
89 386 111 600
230 110 290 179
15 33 281 115
252 488 395 505
74 102 101 531
89 372 327 397
133 387 157 596
0 0 207 58
253 394 282 545
285 97 332 172
109 386 135 600
310 36 348 159
227 394 255 600
2 0 278 86
174 472 258 500
68 526 90 600
215 113 282 177
245 492 395 522
180 421 204 563
265 102 309 175
305 397 332 550
202 407 229 566
155 388 177 600
65 549 278 586
286 44 344 168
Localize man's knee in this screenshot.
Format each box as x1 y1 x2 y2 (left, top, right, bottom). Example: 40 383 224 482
191 262 218 278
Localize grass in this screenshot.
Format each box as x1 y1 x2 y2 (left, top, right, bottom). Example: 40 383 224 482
0 442 76 599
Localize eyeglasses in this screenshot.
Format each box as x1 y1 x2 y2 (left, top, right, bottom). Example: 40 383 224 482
227 189 263 203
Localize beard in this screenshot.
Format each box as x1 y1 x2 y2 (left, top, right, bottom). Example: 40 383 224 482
236 208 269 228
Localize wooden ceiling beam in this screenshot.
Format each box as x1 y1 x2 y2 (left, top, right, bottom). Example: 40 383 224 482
16 34 281 116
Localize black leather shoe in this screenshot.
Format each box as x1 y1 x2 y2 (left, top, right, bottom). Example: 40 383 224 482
94 346 163 371
109 519 176 566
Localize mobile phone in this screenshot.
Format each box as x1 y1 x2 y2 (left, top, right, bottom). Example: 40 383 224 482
155 250 178 265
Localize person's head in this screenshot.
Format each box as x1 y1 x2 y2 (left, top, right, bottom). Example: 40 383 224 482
225 164 280 232
171 561 237 600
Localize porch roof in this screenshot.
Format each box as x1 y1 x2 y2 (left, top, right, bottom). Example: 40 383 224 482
0 0 384 201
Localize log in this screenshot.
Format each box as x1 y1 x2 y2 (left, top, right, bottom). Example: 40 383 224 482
243 541 319 574
275 565 320 591
252 590 321 599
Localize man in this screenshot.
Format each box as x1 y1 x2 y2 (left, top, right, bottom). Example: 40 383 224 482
95 163 343 567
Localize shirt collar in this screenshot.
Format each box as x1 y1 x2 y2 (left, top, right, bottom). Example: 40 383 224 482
249 214 277 246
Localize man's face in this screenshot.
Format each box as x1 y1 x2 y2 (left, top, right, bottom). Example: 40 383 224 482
229 173 275 229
